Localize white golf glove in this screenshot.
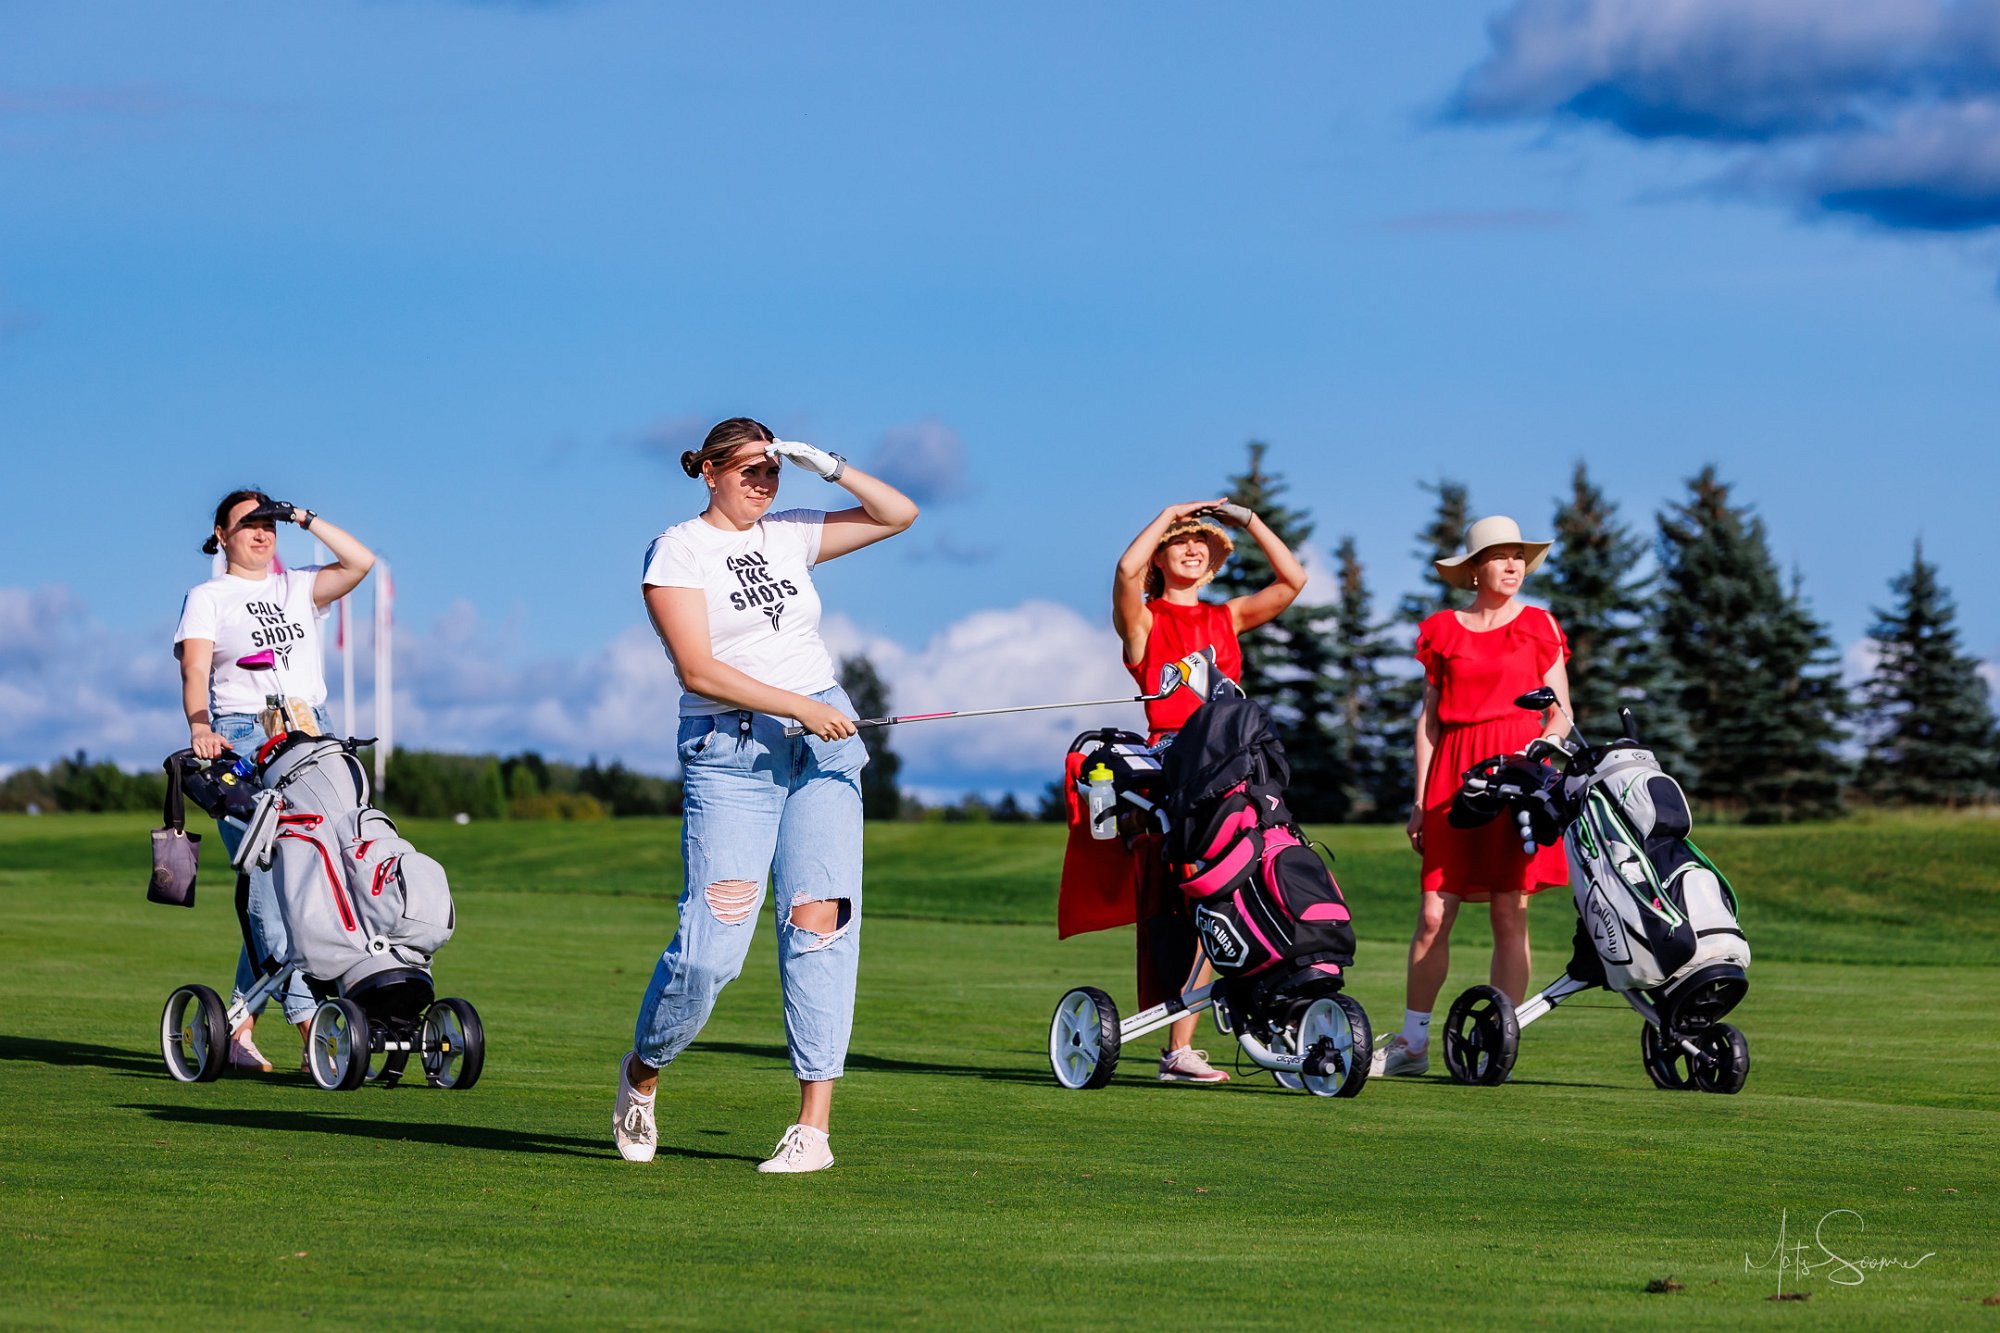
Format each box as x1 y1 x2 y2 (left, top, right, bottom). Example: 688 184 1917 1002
1210 501 1253 529
766 439 846 482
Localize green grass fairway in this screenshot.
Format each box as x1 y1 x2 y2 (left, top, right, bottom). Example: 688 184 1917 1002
3 814 1996 1329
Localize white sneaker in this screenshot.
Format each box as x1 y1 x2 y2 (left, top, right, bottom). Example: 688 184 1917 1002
613 1052 657 1163
228 1028 272 1073
1158 1046 1231 1083
1370 1035 1430 1078
757 1123 834 1174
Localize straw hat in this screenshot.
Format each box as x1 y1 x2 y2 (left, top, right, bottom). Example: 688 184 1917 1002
1148 518 1234 595
1434 515 1551 590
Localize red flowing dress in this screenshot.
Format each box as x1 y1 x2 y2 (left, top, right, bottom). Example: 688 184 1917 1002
1416 605 1571 902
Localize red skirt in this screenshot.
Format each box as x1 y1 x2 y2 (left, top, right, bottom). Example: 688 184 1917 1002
1420 716 1569 902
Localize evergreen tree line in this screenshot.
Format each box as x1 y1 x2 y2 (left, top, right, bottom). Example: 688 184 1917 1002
1204 446 1998 824
380 750 682 821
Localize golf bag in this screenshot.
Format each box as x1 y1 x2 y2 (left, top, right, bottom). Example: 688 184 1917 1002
1160 694 1355 981
1557 745 1749 996
233 734 456 993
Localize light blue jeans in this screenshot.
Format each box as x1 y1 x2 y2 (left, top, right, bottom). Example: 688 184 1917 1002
634 685 867 1082
214 708 330 1026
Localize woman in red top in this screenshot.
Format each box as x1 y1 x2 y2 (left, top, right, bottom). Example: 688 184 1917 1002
1374 515 1573 1078
1112 499 1308 1082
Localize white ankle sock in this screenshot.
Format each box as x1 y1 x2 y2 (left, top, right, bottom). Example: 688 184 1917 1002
1401 1010 1431 1049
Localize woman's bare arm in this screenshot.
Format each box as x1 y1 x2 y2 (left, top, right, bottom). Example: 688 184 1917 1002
643 586 856 740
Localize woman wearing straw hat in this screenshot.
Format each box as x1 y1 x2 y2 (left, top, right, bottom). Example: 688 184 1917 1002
1111 499 1309 1083
1373 515 1573 1078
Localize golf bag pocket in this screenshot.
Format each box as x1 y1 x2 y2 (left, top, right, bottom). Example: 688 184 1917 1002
148 827 200 908
1171 784 1261 900
271 815 365 980
1259 830 1355 967
338 809 455 955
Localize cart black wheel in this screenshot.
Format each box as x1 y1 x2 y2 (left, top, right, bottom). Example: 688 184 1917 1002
1049 986 1120 1090
1690 1023 1749 1095
1442 985 1518 1087
308 998 371 1091
160 984 228 1083
420 998 484 1090
367 1049 410 1087
1299 994 1372 1098
1639 1023 1696 1090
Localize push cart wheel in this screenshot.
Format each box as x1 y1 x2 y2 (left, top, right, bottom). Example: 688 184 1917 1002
1639 1023 1695 1090
308 998 371 1091
1690 1023 1749 1095
1048 986 1120 1090
367 1049 410 1087
1442 985 1518 1087
160 984 228 1083
1299 994 1371 1098
420 998 485 1091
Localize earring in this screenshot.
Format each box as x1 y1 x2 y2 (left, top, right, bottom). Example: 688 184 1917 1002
1471 577 1479 589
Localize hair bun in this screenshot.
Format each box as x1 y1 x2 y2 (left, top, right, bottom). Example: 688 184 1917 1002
201 536 220 555
680 449 700 479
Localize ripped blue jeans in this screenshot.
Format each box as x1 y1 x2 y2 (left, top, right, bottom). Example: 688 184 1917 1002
633 684 867 1083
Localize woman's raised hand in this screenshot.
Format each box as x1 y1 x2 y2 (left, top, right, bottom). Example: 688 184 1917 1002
794 698 858 742
1163 499 1226 522
767 439 844 481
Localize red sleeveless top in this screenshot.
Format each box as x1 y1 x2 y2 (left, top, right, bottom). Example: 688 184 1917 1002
1127 598 1242 738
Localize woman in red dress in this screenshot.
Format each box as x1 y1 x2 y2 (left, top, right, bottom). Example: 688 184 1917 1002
1374 515 1573 1078
1111 499 1308 1082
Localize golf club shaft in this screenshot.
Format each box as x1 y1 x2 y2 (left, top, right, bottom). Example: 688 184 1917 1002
782 689 1167 738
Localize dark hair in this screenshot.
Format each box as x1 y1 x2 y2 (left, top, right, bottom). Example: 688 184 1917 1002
202 488 272 555
680 417 774 479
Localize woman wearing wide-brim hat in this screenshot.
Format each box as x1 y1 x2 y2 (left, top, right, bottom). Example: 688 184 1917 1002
1107 498 1309 1084
1373 515 1574 1079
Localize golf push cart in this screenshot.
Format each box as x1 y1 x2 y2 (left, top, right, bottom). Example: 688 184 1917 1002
1438 688 1752 1094
157 727 484 1093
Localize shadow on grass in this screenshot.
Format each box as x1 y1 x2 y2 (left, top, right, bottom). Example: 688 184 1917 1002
0 1034 162 1074
122 1103 760 1163
694 1039 1060 1086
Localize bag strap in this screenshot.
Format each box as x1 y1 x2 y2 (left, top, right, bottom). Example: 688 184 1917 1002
159 754 188 833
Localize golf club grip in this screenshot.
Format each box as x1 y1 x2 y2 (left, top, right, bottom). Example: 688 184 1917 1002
782 715 900 738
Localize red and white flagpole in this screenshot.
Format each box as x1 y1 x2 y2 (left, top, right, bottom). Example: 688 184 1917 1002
374 559 394 792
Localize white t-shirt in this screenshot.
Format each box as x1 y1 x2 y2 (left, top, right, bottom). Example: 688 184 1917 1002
641 509 834 717
175 566 331 716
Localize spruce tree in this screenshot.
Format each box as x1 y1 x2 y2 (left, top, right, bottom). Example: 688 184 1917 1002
1655 468 1847 821
1861 542 1998 806
1545 462 1695 770
1397 478 1474 625
1327 536 1406 820
1210 441 1346 821
837 653 903 820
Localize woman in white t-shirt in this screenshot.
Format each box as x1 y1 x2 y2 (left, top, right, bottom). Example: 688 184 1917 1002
614 416 918 1174
173 488 376 1074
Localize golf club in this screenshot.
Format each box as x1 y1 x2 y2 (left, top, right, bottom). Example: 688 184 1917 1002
781 649 1212 738
1514 685 1586 750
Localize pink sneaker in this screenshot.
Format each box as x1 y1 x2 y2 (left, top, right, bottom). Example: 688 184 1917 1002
1158 1046 1231 1083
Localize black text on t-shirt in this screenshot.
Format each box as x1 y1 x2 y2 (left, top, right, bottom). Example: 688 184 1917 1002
246 599 310 669
725 552 800 632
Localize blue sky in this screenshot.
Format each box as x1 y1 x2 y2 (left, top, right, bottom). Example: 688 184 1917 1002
4 1 1998 796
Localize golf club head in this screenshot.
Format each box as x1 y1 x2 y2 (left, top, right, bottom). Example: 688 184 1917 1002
236 650 277 672
1161 646 1217 701
1514 686 1557 712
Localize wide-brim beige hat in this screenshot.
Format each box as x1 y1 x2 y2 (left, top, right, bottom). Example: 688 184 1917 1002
1434 515 1552 590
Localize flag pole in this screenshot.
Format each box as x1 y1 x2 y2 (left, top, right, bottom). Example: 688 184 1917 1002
374 559 393 792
